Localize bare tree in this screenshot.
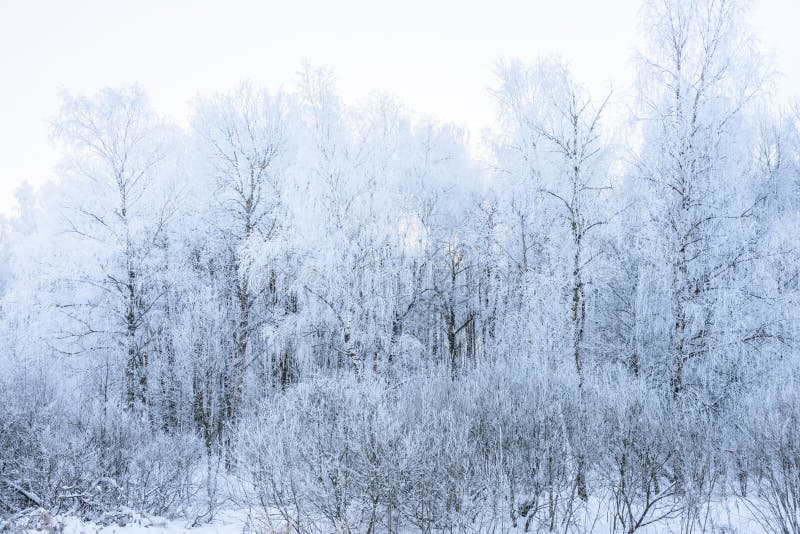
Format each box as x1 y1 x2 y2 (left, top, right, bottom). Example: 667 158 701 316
636 0 765 398
52 86 170 412
193 83 289 457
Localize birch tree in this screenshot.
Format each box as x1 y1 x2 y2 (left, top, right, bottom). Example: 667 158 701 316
193 83 290 454
52 86 171 412
635 0 765 398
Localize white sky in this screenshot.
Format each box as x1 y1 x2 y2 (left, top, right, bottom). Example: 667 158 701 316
1 0 798 215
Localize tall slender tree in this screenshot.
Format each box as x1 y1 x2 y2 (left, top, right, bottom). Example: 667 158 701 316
193 83 290 455
52 86 170 412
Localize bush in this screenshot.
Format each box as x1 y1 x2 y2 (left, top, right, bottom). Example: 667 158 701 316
239 360 595 533
739 375 800 534
0 368 203 521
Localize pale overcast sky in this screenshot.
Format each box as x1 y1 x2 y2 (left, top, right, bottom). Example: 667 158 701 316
0 0 798 214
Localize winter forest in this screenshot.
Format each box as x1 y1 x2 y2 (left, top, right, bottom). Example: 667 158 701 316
2 0 800 532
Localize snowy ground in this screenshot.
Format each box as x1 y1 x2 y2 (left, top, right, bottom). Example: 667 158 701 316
7 499 774 534
5 509 249 534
